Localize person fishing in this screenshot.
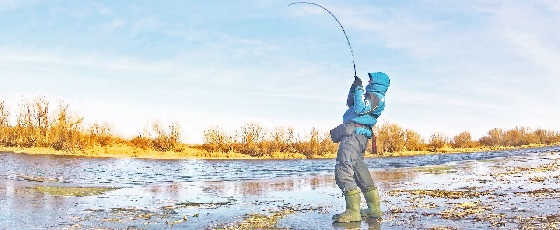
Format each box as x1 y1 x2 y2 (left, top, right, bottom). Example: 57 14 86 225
330 72 390 223
287 2 390 223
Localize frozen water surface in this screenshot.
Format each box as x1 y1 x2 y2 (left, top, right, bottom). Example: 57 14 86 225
1 146 560 229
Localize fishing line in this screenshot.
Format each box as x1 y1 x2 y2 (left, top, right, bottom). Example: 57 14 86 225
288 1 357 77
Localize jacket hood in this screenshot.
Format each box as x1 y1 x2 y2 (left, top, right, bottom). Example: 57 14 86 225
366 72 390 95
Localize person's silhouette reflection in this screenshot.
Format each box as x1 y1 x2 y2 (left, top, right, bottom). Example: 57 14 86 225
365 217 381 229
332 217 381 229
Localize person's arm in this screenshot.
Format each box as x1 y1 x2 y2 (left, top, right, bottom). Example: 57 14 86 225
353 87 380 115
347 76 362 107
346 84 355 107
346 85 354 107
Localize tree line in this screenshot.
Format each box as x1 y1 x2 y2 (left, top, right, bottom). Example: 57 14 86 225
0 97 181 152
374 123 560 153
201 123 337 158
1 97 559 157
201 122 560 157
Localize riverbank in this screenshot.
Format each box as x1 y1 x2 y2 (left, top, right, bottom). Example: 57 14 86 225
0 145 308 160
1 143 558 160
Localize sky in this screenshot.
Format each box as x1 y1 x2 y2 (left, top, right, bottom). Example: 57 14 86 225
1 0 559 143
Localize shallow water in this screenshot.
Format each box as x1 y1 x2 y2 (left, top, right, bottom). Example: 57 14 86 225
1 146 560 229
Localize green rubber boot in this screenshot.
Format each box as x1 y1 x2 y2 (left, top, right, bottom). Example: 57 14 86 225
361 188 382 218
333 189 362 223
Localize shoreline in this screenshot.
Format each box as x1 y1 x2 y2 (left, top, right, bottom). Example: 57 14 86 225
1 143 559 161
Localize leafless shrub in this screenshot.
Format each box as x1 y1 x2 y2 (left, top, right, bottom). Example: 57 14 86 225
452 131 473 148
50 103 85 151
130 135 152 150
405 129 425 151
479 128 503 146
203 126 233 152
428 132 448 151
151 121 181 152
237 122 265 157
376 123 406 153
0 99 8 127
88 122 113 147
300 128 321 158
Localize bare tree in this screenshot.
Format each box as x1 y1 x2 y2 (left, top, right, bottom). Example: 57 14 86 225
17 100 34 128
428 132 448 151
0 99 8 127
303 127 320 158
32 97 49 138
452 131 473 148
479 128 503 146
203 126 232 152
237 122 265 156
150 121 182 152
89 122 112 146
376 123 406 153
51 103 84 151
269 127 287 153
405 129 424 151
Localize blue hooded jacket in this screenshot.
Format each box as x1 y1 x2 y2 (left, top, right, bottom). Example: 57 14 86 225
342 72 390 137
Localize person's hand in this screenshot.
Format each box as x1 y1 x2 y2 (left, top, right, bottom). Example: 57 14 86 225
352 76 363 88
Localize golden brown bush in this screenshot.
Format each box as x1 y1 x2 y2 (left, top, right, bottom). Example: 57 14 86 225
452 131 473 148
88 122 113 147
319 131 338 155
405 129 425 151
0 99 14 146
237 122 265 156
300 128 321 158
134 121 183 152
376 123 406 153
202 126 233 152
49 103 86 151
479 128 503 146
428 132 448 151
268 127 290 153
32 97 49 139
130 135 152 150
503 127 529 146
0 99 8 127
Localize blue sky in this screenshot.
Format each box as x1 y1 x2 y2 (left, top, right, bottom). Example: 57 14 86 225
1 0 559 143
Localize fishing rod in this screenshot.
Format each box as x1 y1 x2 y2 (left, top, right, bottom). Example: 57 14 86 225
288 1 357 77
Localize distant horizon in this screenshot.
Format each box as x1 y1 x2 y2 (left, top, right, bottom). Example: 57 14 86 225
1 0 559 143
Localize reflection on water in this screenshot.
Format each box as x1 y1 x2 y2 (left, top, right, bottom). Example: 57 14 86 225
204 175 335 196
2 146 558 187
1 146 559 229
333 218 381 230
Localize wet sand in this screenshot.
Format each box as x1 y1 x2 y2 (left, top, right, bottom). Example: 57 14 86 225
1 148 559 229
